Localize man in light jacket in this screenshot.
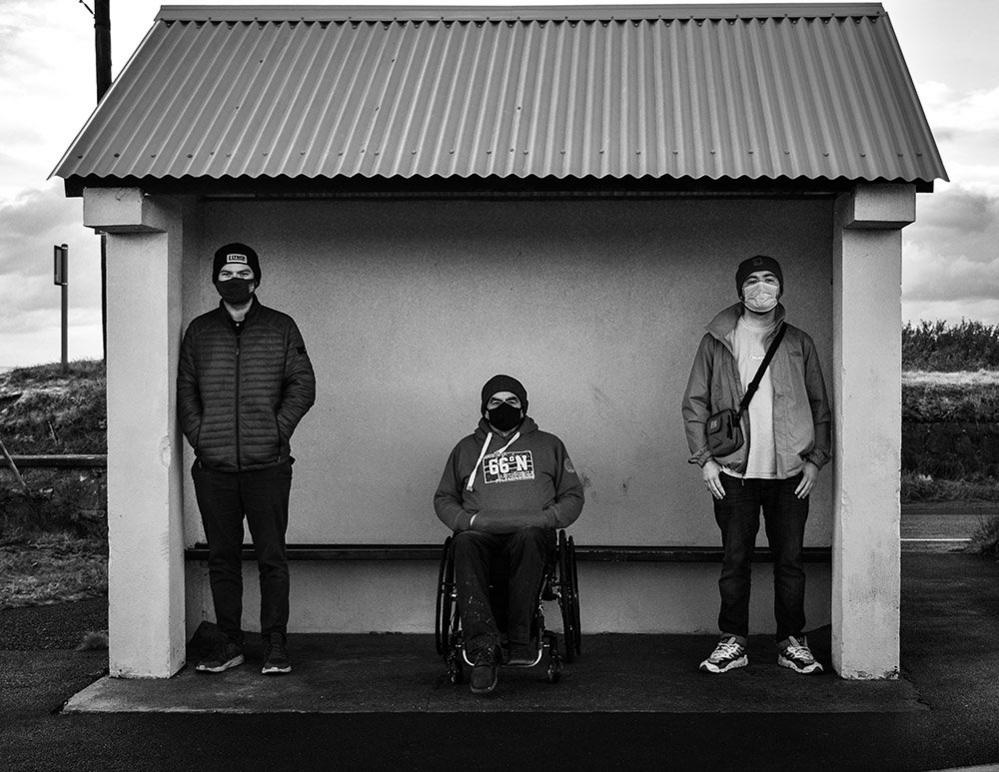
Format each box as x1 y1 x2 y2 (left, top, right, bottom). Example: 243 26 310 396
682 255 831 675
435 375 584 694
178 242 315 676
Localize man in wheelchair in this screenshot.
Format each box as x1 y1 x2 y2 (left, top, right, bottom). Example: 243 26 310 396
434 375 584 694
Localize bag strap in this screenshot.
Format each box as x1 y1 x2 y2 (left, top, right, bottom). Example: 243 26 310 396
735 322 786 417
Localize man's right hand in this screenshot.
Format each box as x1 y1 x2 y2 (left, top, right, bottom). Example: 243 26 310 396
701 459 725 500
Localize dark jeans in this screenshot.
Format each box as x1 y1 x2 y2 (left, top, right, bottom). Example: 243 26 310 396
451 527 555 656
192 459 293 643
712 474 808 642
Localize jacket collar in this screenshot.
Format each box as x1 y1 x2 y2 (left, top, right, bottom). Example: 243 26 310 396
706 302 786 349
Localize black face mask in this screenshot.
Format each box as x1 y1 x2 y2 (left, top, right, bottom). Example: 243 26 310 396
215 278 255 306
487 403 523 432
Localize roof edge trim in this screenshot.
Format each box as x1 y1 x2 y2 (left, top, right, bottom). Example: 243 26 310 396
156 4 887 23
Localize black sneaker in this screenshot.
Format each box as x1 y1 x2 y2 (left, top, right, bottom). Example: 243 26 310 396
698 636 748 674
195 640 244 673
470 646 499 695
261 633 292 675
778 635 824 674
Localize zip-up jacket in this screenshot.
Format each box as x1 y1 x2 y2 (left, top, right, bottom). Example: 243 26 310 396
434 416 584 533
681 302 831 477
177 299 316 472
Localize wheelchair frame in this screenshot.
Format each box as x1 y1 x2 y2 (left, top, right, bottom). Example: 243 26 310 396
435 528 581 684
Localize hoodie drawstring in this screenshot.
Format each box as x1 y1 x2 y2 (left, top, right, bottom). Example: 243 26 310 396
465 431 521 492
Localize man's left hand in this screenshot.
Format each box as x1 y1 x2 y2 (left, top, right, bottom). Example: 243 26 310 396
795 462 819 499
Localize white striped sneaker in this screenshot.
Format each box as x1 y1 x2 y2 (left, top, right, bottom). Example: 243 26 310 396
778 635 824 674
699 636 749 674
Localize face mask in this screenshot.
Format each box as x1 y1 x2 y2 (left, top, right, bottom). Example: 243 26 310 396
742 282 779 313
487 402 523 432
215 278 255 306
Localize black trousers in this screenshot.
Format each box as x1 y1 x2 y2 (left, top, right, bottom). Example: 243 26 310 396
451 527 554 656
192 459 293 643
712 473 809 641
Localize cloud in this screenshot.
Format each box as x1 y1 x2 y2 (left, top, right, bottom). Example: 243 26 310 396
0 187 83 274
903 185 999 320
914 187 997 234
0 183 101 359
902 297 999 327
920 81 999 134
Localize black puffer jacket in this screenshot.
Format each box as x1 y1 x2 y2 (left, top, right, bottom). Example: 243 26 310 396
177 299 316 472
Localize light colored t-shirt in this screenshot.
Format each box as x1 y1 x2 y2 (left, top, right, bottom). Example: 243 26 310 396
731 315 777 479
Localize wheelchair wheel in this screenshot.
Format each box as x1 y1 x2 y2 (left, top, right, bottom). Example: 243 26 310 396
435 536 455 656
557 530 581 663
544 631 561 683
569 534 581 658
446 647 465 684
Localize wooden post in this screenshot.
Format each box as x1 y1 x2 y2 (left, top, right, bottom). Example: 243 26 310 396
0 435 30 494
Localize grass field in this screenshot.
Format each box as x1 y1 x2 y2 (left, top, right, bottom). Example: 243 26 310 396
0 532 107 608
1 361 108 608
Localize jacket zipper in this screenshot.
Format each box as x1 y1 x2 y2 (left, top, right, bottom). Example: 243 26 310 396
234 334 241 472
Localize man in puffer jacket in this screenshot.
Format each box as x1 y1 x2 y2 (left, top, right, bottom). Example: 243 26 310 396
434 375 584 695
682 255 831 677
178 242 315 676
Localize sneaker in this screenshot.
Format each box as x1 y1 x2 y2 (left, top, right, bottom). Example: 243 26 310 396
778 635 824 674
470 646 499 694
261 633 292 675
195 640 244 673
699 636 749 674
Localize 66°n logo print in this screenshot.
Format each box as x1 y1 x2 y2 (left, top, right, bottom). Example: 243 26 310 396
482 450 535 484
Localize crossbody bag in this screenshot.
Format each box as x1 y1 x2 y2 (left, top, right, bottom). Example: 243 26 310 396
705 323 786 458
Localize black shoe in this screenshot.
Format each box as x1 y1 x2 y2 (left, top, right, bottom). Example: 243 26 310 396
195 639 244 673
470 646 499 695
261 633 292 675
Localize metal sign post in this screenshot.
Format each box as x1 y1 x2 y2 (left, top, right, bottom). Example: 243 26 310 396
54 243 68 372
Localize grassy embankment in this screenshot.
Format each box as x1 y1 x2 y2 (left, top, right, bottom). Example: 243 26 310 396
0 361 107 608
902 320 999 556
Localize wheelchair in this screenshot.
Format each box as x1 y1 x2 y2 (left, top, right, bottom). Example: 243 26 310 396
435 528 581 684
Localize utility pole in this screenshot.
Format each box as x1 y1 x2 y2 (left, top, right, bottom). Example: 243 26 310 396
93 0 112 359
95 0 111 102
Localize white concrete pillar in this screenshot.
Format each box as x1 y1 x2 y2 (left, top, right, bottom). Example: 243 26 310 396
84 188 186 677
831 183 915 679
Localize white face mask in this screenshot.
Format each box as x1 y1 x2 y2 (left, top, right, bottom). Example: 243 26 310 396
743 282 779 313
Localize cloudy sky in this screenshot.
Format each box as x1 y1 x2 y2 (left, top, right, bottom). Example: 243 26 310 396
1 0 996 367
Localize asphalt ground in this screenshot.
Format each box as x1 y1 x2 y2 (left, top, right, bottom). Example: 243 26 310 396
2 551 999 771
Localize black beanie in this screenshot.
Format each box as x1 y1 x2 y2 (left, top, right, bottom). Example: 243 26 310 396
736 255 783 296
480 374 528 416
213 242 261 285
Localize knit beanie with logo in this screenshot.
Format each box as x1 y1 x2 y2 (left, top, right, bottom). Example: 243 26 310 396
212 242 261 285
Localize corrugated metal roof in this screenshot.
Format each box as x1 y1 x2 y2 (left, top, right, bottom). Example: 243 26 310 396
54 4 947 188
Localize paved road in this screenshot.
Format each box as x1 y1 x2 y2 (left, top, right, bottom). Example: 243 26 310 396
901 503 996 552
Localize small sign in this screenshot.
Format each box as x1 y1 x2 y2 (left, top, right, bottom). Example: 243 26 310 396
53 244 68 286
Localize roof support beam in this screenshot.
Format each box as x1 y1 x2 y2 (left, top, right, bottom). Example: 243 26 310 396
841 182 916 230
84 187 175 233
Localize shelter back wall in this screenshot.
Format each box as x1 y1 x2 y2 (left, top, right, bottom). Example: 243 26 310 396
182 197 834 546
